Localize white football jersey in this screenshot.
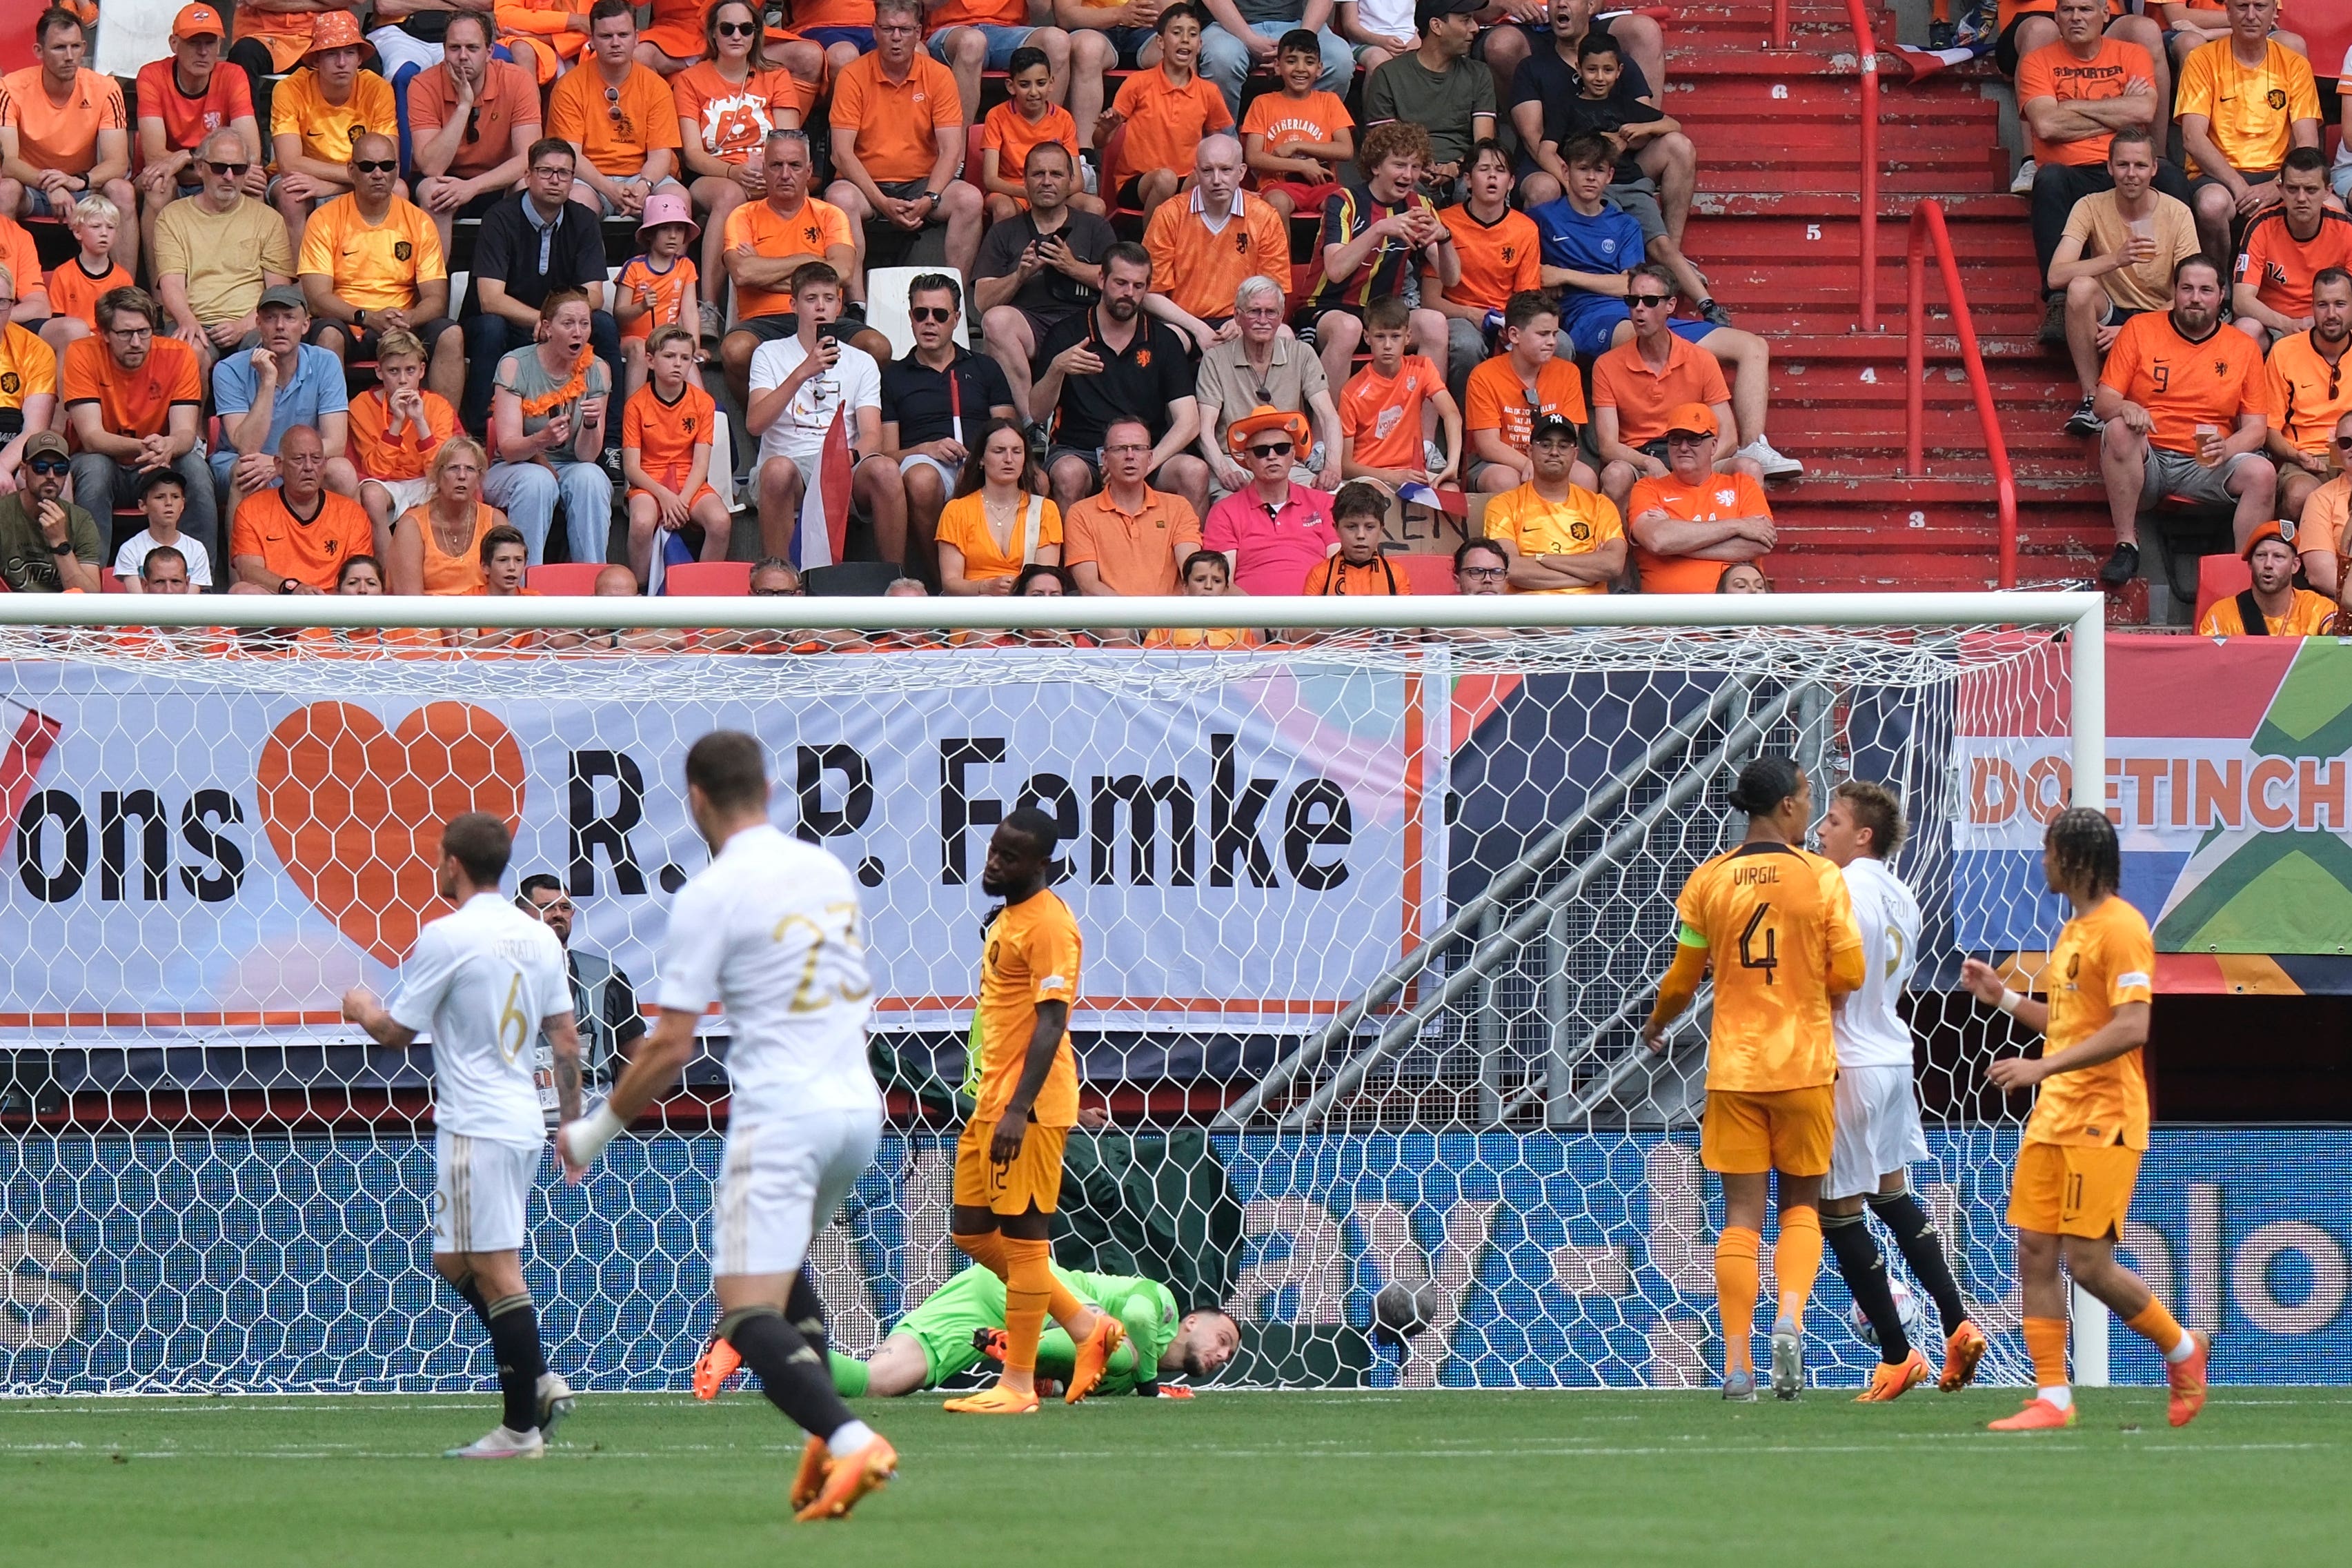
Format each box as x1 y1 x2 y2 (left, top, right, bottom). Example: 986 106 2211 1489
389 891 573 1146
1831 856 1921 1071
653 823 882 1126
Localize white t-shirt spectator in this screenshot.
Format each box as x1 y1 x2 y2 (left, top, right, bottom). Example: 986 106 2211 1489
749 335 882 470
112 531 215 588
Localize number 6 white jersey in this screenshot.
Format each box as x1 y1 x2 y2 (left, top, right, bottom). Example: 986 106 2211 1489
1831 856 1921 1071
388 891 573 1147
653 823 882 1125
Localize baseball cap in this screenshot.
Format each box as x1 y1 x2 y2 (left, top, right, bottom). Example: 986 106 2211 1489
1415 0 1483 27
1663 402 1721 439
257 284 308 312
171 3 226 41
22 430 68 463
1529 413 1579 443
137 464 190 499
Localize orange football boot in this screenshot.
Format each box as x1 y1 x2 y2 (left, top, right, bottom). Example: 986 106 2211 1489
1987 1397 2077 1431
1938 1320 1988 1393
2166 1331 2213 1428
1065 1315 1128 1405
794 1436 898 1522
789 1435 828 1512
1854 1349 1931 1402
693 1335 742 1400
942 1385 1041 1415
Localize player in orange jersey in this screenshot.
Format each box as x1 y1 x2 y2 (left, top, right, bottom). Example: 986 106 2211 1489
940 808 1129 1414
1645 755 1866 1401
1961 807 2211 1431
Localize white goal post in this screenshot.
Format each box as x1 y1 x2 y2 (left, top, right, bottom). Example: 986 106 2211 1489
0 591 2116 1393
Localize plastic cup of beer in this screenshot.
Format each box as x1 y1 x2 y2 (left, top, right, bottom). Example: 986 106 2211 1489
2195 422 2222 466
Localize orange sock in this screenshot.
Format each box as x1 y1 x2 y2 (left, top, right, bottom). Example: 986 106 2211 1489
2024 1315 2070 1393
1774 1207 1823 1331
1001 1235 1053 1376
2125 1299 2192 1360
1717 1227 1761 1372
1045 1276 1091 1331
953 1230 1009 1279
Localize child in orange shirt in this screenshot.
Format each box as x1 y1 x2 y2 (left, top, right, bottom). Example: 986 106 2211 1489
1339 296 1461 488
980 48 1102 224
615 192 702 397
622 324 733 583
1145 548 1261 648
1097 4 1228 224
1303 481 1412 596
349 328 458 555
41 192 131 359
1241 31 1354 223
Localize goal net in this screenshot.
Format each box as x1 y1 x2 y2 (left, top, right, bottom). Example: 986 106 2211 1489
0 595 2108 1394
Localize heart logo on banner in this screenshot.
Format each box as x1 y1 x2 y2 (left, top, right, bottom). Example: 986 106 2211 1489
257 702 526 966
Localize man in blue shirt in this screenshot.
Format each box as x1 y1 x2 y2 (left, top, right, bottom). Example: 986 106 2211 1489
1531 136 1802 479
210 286 357 513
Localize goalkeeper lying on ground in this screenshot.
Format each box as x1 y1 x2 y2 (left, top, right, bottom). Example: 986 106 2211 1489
700 1265 1240 1400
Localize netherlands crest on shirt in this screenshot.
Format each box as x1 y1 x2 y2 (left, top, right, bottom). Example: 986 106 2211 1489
1134 349 1152 368
1715 488 1737 506
393 241 413 261
1569 520 1591 542
1500 245 1515 264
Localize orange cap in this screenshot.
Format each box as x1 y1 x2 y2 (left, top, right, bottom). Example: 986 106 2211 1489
1662 402 1719 439
2242 520 2293 562
306 8 368 55
171 3 226 40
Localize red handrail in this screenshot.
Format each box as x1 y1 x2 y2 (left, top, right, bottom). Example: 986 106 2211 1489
1905 200 2020 590
1846 0 1881 329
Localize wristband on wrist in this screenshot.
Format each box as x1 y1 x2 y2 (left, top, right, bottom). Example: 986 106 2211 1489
1996 988 2024 1016
564 1103 626 1165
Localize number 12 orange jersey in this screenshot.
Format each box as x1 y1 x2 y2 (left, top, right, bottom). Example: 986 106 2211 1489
1673 842 1864 1093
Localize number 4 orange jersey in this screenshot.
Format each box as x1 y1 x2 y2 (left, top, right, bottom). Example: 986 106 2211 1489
1672 843 1866 1093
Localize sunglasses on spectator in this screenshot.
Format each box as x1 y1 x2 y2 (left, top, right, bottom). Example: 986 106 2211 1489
206 159 248 177
909 306 954 323
605 86 629 127
1626 292 1672 309
26 457 68 475
353 159 397 174
1249 441 1292 457
715 19 757 34
2336 436 2352 451
462 109 480 144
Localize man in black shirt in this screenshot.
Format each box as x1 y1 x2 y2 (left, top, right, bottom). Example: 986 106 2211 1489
1031 242 1211 523
516 874 646 1090
974 142 1120 433
459 139 621 430
880 272 1018 582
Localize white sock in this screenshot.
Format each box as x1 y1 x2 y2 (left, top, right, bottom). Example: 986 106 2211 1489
828 1419 876 1457
2165 1332 2197 1364
2038 1385 2073 1411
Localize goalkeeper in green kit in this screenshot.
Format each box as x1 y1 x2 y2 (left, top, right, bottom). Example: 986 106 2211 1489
699 1265 1239 1401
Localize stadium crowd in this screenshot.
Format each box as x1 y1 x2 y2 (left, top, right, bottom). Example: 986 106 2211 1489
0 0 1815 606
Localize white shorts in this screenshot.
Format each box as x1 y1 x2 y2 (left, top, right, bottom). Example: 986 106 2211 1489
363 475 434 517
1826 1063 1930 1202
711 1104 882 1278
433 1131 541 1254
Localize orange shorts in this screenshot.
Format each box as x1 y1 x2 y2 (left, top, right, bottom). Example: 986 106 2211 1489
2008 1140 2141 1240
629 483 724 513
1700 1084 1835 1176
953 1118 1069 1216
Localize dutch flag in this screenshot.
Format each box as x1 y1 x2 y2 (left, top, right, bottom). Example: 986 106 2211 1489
791 406 853 573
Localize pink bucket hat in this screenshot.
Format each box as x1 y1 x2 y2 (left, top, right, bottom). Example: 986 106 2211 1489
637 188 700 241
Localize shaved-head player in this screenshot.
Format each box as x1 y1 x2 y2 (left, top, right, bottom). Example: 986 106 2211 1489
561 732 898 1522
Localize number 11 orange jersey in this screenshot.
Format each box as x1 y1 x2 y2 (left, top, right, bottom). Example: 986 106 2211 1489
1673 842 1864 1093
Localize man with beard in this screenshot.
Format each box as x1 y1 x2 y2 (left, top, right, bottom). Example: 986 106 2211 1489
2262 267 2352 547
2196 521 2337 635
2233 150 2352 347
1031 243 1211 523
2092 255 2276 586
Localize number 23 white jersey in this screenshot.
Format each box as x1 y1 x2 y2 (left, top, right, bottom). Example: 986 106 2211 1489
1831 857 1921 1071
389 891 573 1147
654 823 882 1126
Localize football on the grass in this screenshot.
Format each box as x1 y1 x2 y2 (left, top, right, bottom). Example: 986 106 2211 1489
1373 1280 1437 1344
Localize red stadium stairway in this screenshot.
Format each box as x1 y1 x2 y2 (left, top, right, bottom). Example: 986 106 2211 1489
1663 2 2126 611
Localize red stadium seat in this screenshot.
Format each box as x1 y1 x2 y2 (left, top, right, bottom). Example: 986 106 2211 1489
526 563 606 595
962 123 987 195
1394 554 1459 595
2193 554 2251 632
662 561 753 596
99 566 128 593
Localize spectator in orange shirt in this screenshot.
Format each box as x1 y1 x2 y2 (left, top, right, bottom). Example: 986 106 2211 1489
0 272 59 490
1336 295 1460 489
2262 266 2351 537
2094 254 2277 586
1463 290 1595 495
350 328 457 557
937 417 1063 595
0 10 135 269
1626 404 1777 595
824 0 985 284
2174 0 2322 269
1241 31 1354 224
1427 140 1540 402
63 286 217 567
1141 135 1291 356
300 135 460 401
409 14 544 257
1064 415 1205 595
927 0 1078 130
1096 6 1229 223
1142 547 1259 647
268 10 401 255
622 324 732 583
388 435 503 595
495 0 591 86
134 5 266 273
615 190 702 400
718 128 871 408
1590 262 1757 520
549 1 685 219
39 192 128 361
978 47 1102 223
2231 150 2352 344
671 1 804 315
2197 519 2336 634
228 424 376 594
1302 481 1413 597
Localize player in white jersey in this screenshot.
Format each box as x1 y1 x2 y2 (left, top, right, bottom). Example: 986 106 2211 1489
1815 781 1986 1402
342 812 583 1459
560 731 897 1524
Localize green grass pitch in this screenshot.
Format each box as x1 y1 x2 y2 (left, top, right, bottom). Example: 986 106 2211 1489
5 1387 2346 1565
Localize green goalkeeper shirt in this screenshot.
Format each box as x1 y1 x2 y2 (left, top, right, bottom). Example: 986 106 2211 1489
1027 1267 1181 1395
